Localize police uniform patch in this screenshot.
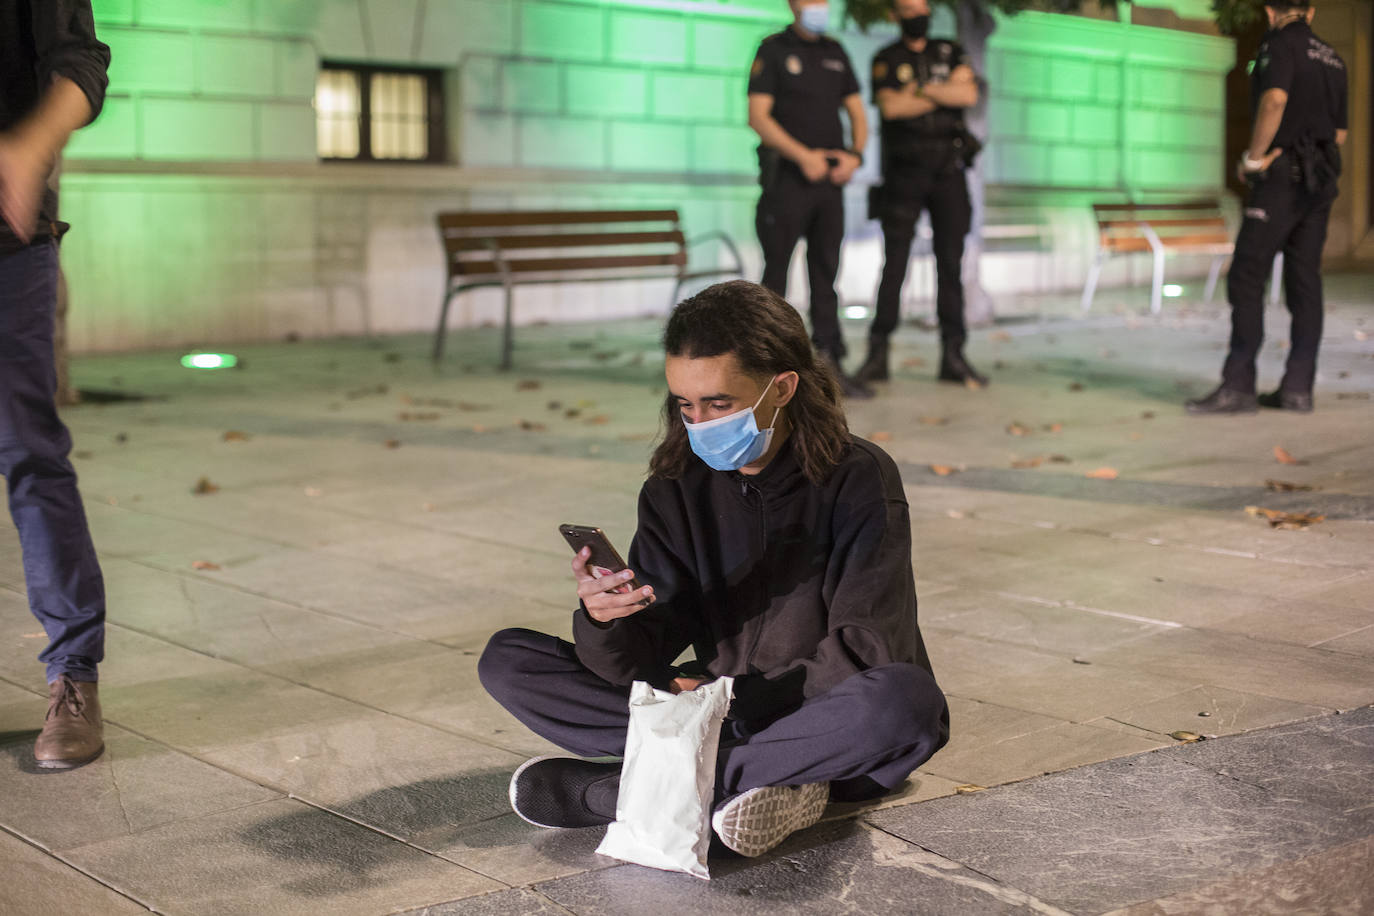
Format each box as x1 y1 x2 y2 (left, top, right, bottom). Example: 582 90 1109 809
751 58 764 77
786 54 802 75
896 62 914 83
873 61 888 80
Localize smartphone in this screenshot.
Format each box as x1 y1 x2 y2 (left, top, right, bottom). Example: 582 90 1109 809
559 524 641 590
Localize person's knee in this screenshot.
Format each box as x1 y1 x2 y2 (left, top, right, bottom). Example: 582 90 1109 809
477 627 540 699
848 664 947 749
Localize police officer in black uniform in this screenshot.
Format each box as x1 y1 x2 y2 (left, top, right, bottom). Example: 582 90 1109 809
856 0 984 388
748 0 871 398
1187 0 1347 415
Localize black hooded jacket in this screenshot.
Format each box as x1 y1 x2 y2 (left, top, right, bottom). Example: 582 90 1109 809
572 435 936 723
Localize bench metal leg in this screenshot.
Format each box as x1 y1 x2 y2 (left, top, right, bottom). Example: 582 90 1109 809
1149 246 1165 315
433 287 456 363
1081 250 1105 312
1203 255 1225 303
500 282 514 371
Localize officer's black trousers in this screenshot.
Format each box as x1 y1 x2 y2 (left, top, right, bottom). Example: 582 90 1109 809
479 627 949 804
873 166 971 347
756 168 846 358
1222 169 1336 395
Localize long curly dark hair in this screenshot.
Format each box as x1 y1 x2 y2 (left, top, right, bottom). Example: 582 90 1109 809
649 281 850 485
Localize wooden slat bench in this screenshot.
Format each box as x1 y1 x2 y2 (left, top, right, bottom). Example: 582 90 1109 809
1080 200 1283 315
435 209 744 368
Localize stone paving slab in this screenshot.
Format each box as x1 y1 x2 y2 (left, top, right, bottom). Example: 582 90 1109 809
63 797 501 916
0 830 150 915
869 709 1374 915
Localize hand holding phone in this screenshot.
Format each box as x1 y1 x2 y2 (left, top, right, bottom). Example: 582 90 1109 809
560 524 655 623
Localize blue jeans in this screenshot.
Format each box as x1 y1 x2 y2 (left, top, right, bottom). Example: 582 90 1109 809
0 241 105 683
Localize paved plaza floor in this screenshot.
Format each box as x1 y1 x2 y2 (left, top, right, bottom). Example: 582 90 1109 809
1 276 1372 914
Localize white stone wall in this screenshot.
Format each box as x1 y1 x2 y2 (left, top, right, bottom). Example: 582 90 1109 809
58 1 1236 354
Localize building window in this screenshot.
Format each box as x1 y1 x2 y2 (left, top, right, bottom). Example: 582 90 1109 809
314 64 445 163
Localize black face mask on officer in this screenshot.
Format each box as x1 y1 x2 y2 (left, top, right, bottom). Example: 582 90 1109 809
900 14 930 40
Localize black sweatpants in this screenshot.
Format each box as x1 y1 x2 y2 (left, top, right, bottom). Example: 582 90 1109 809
756 167 846 359
479 627 949 803
873 166 971 347
1221 163 1336 395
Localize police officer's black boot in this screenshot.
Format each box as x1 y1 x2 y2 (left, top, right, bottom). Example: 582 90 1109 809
1185 385 1258 415
854 336 890 385
825 351 873 400
938 342 988 388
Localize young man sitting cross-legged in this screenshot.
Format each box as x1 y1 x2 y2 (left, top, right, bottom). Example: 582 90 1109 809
479 280 949 857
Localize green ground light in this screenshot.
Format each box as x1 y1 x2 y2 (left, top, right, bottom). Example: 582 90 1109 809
180 353 238 370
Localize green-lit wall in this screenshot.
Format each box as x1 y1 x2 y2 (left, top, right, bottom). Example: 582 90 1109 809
60 0 1234 353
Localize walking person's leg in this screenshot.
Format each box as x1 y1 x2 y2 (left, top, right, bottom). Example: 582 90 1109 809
0 241 106 768
1191 177 1298 413
1265 191 1335 410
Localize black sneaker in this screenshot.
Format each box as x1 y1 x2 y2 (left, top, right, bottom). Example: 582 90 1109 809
508 755 620 828
1185 386 1258 415
1258 390 1314 413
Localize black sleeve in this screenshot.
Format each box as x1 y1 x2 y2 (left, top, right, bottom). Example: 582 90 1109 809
950 42 973 72
1255 36 1293 95
870 49 900 102
571 484 700 688
748 40 779 96
28 0 110 124
839 47 860 97
1334 69 1348 131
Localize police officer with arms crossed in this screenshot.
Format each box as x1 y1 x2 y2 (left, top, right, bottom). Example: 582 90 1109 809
748 0 872 399
1187 0 1346 415
856 0 985 389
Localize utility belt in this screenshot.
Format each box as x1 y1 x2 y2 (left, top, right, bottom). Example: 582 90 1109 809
1250 137 1341 194
868 129 982 219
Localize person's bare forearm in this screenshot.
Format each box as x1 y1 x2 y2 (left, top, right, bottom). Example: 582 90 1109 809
877 89 936 121
749 111 813 164
1247 89 1287 160
920 80 977 109
844 96 867 153
6 76 92 160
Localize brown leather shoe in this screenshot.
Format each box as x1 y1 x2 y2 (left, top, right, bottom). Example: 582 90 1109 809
34 675 104 769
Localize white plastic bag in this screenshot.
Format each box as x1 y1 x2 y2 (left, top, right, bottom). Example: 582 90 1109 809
595 677 734 879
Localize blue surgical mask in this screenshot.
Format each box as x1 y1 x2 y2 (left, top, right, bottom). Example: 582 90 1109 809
799 3 830 35
684 379 782 472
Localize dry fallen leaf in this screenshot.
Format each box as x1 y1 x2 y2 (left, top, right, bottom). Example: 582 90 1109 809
901 357 927 369
1245 505 1325 529
870 430 893 442
1265 479 1315 492
954 784 986 794
1044 423 1063 433
471 424 488 434
192 476 219 495
1068 382 1085 392
1128 432 1144 441
191 560 221 571
345 384 388 399
1048 454 1072 464
222 430 251 442
304 487 323 497
929 464 957 476
1141 410 1156 420
1086 467 1118 480
946 509 967 519
1336 392 1371 400
585 414 610 425
383 439 401 449
1273 445 1304 465
1006 421 1031 436
518 420 547 431
398 411 440 422
516 379 542 390
1011 456 1044 469
918 416 948 426
1169 731 1205 743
